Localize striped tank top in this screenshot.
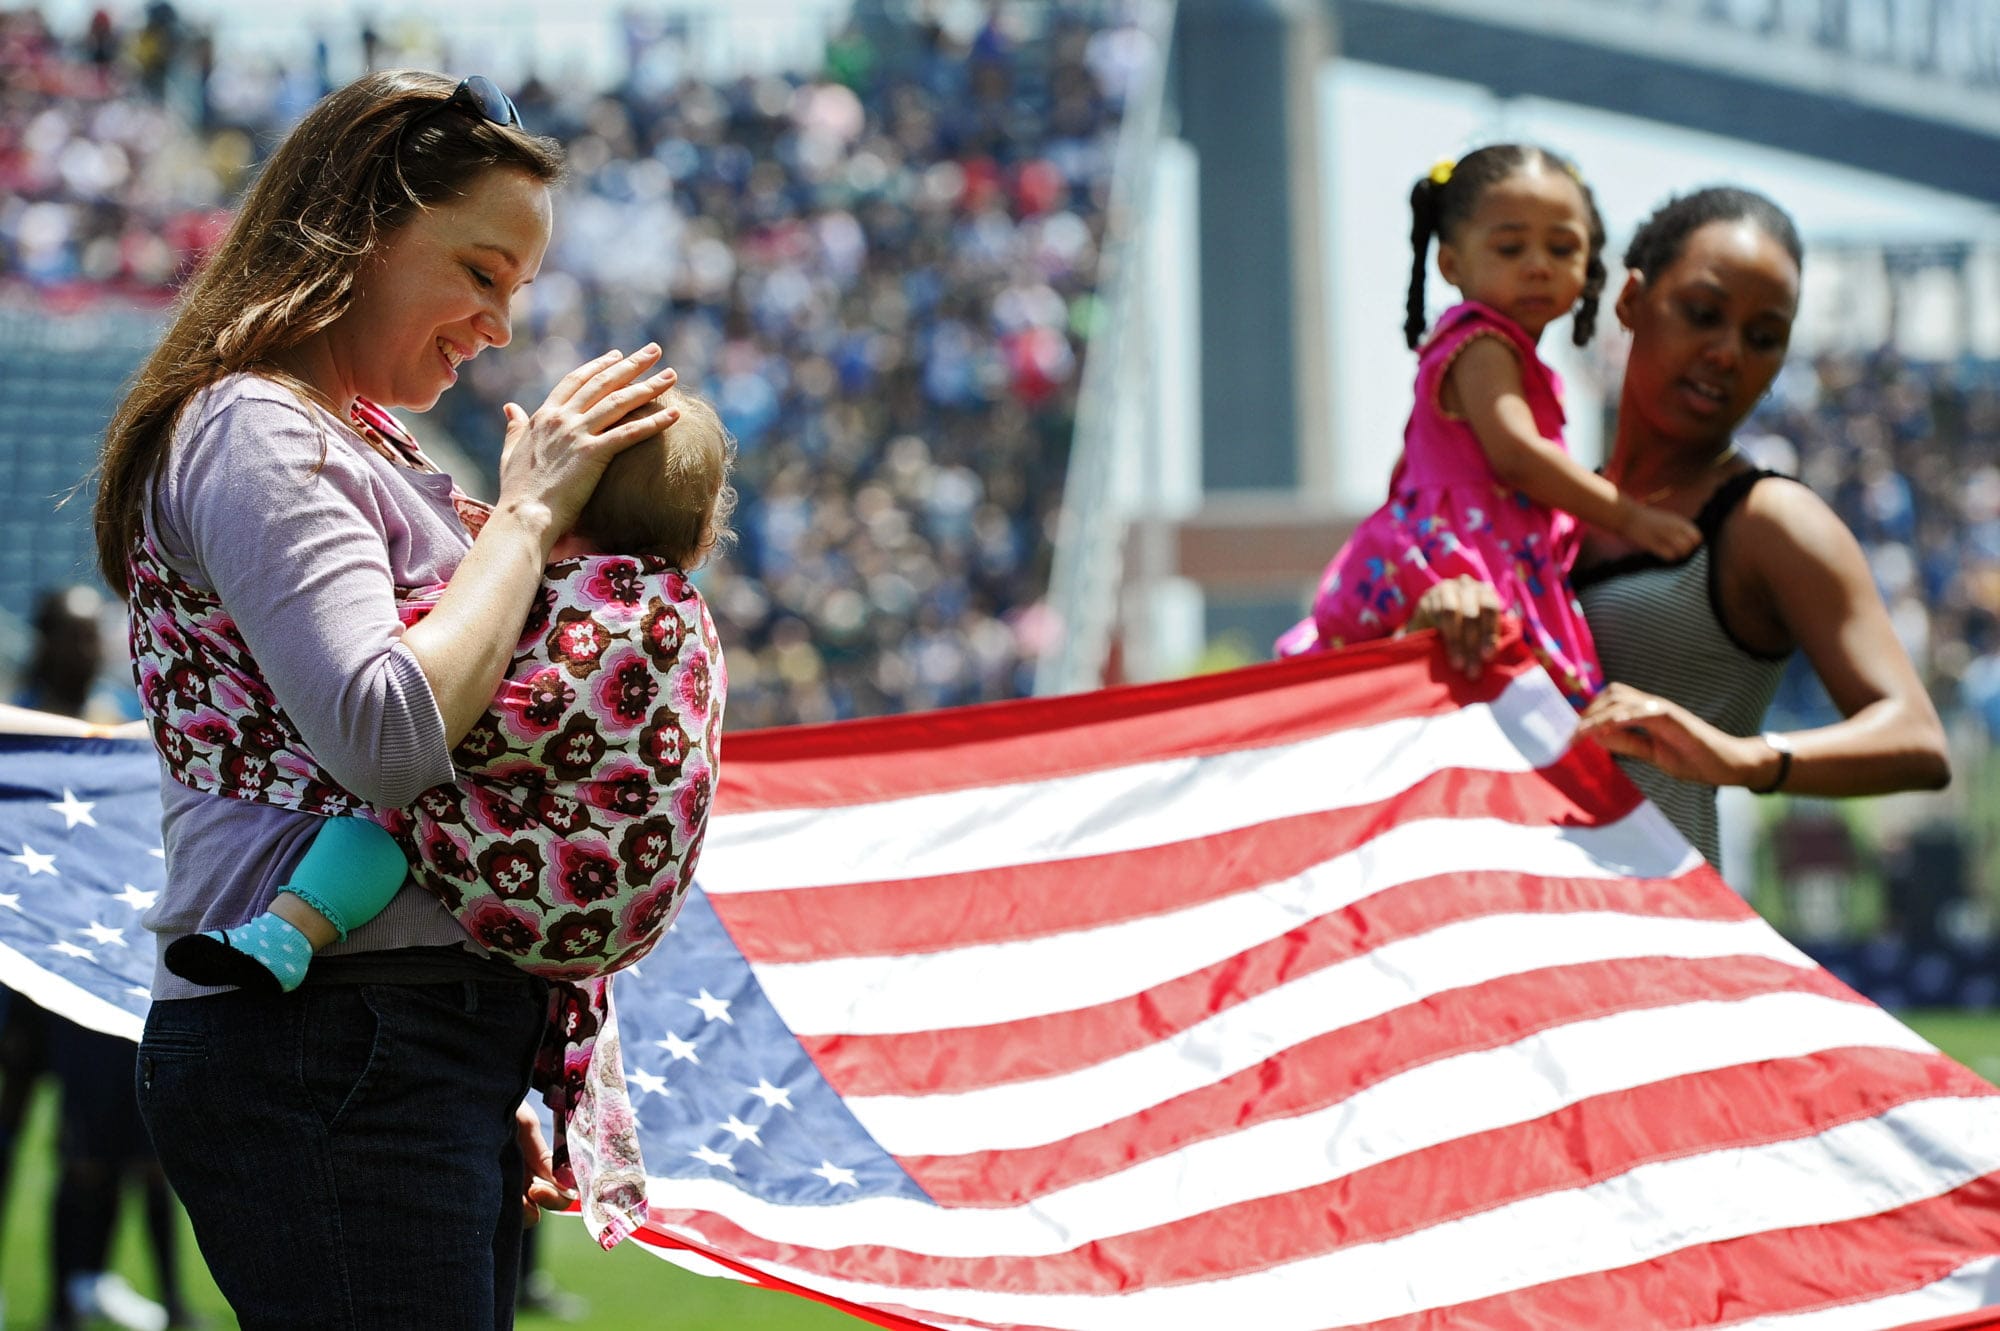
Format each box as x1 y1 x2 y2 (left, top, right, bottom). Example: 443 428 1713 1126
1573 469 1794 865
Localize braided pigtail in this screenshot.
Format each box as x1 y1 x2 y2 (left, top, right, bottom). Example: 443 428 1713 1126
1406 175 1441 350
1565 157 1609 345
1573 249 1606 346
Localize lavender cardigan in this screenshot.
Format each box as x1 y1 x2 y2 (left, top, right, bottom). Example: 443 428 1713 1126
142 374 476 999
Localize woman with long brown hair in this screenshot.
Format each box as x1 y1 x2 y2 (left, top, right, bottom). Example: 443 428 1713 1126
96 70 670 1327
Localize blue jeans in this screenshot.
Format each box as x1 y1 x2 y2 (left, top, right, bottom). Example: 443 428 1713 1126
137 976 547 1330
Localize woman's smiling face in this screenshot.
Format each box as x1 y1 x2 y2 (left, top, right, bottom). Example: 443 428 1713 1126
323 165 553 412
1616 218 1800 448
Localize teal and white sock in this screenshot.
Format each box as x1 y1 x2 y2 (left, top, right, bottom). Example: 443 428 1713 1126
163 913 314 994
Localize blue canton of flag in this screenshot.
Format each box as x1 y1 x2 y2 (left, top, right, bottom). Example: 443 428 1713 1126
0 732 162 1040
616 887 928 1207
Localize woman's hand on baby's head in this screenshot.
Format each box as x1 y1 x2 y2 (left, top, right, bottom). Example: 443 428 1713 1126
1619 501 1702 562
494 346 677 540
611 395 680 434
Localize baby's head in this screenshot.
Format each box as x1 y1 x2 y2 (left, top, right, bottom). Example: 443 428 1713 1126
1405 143 1607 350
569 387 736 568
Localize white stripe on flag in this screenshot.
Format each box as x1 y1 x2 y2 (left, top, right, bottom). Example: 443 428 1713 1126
670 1097 2000 1331
0 937 144 1041
703 676 1582 893
758 815 1704 1036
841 912 1819 1152
650 993 1935 1257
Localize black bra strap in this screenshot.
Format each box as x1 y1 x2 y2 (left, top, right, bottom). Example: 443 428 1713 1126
1693 467 1782 537
1572 466 1792 592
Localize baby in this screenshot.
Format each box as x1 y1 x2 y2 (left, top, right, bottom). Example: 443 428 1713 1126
165 387 734 992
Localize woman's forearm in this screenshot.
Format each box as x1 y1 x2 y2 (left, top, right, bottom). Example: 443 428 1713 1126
399 502 556 746
1738 699 1951 797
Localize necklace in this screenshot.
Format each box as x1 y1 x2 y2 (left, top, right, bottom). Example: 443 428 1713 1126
1635 443 1741 505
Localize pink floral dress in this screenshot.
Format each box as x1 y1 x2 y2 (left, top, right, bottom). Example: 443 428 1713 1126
127 398 725 1248
1275 301 1600 706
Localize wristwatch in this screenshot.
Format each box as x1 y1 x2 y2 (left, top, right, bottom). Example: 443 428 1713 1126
1749 731 1793 795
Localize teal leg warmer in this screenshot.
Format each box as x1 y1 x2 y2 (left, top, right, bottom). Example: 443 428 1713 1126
162 817 408 994
281 816 408 940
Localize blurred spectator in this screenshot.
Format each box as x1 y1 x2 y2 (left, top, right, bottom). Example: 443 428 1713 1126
5 586 188 1330
15 584 138 724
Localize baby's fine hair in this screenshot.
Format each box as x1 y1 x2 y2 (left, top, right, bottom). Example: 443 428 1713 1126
1623 186 1803 282
575 387 737 569
1404 143 1608 350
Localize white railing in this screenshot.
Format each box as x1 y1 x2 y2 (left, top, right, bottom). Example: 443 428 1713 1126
1034 0 1177 697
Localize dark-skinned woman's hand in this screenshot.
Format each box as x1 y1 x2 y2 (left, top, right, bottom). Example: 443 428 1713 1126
1574 682 1768 787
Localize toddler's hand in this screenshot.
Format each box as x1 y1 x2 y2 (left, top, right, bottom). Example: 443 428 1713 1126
1619 501 1701 562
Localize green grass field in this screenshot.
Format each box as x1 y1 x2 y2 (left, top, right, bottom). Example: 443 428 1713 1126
7 1010 2000 1329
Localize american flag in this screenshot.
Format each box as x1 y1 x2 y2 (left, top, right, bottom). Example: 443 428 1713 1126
9 641 2000 1329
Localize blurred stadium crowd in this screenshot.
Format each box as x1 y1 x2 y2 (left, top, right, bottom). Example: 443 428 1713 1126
0 1 1146 726
9 2 2000 746
1747 352 2000 741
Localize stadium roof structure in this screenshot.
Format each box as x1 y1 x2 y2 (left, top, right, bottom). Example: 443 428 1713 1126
1333 0 2000 206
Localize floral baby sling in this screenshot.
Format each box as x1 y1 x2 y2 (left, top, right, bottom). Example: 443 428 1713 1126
127 397 724 1248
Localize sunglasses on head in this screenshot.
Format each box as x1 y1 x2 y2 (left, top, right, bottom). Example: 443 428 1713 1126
440 74 521 129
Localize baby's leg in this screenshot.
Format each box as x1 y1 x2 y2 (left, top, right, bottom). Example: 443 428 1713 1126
164 818 407 994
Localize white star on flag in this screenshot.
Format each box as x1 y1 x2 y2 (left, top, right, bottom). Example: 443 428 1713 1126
717 1115 762 1146
147 847 164 859
745 1078 793 1110
811 1160 859 1188
46 789 95 829
81 922 126 947
627 1068 670 1098
113 884 157 910
0 894 19 914
50 940 92 961
686 988 733 1024
656 1031 700 1064
689 1144 735 1172
9 846 56 877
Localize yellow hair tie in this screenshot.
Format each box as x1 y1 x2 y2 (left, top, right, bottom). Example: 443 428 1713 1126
1429 157 1455 186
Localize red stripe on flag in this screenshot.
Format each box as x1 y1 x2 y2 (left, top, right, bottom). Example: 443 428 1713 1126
718 632 1540 814
619 1222 948 1331
716 757 1648 964
644 1053 1995 1298
893 956 1869 1206
1338 1167 2000 1331
803 872 1758 1099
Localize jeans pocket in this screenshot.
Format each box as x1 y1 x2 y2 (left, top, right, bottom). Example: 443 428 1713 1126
300 986 383 1130
138 1028 209 1058
136 1026 208 1093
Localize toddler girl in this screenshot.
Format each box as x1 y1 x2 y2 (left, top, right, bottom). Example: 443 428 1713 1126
1276 143 1699 704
